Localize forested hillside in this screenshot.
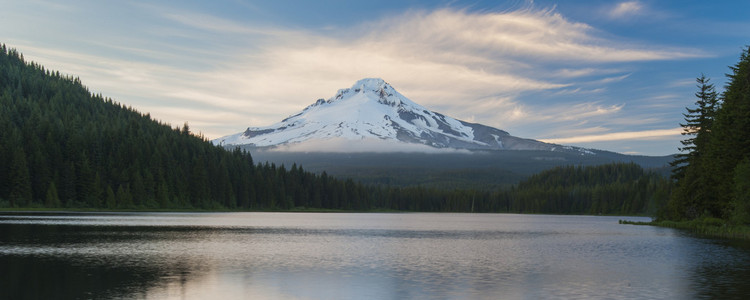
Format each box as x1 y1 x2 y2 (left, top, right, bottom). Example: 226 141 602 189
664 46 750 223
250 150 673 190
511 163 670 215
359 162 671 214
0 44 369 210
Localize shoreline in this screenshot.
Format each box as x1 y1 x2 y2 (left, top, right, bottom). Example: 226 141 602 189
0 207 652 217
620 218 750 240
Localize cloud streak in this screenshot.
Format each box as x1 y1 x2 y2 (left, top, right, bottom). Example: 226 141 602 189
540 128 682 144
609 1 644 19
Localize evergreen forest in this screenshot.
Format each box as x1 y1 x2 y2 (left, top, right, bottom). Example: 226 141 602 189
1 44 673 214
662 46 750 224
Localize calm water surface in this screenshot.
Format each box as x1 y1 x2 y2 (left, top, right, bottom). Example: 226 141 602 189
2 212 750 299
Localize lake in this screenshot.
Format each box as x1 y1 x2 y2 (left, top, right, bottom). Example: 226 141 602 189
2 212 750 299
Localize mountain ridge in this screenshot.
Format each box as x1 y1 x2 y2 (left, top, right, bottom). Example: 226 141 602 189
214 78 591 154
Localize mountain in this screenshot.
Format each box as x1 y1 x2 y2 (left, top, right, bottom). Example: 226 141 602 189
213 78 675 189
214 78 590 154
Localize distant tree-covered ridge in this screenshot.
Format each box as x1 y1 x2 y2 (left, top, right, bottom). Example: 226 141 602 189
507 163 671 215
663 46 750 223
0 44 670 214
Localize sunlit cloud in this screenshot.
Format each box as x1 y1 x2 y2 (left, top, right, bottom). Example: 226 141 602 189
551 87 606 96
553 68 616 78
609 1 644 19
362 8 701 62
593 74 632 84
540 128 682 144
186 7 702 133
525 102 625 124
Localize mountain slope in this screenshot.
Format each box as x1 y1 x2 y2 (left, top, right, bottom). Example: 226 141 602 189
215 78 587 153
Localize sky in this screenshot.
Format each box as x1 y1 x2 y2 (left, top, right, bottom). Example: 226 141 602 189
1 0 749 156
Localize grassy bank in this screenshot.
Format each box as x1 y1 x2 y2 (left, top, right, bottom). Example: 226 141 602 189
620 217 750 240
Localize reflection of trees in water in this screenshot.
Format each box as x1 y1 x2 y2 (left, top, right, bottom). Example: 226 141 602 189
0 251 211 299
689 239 750 299
692 265 750 299
1 255 154 299
0 224 211 300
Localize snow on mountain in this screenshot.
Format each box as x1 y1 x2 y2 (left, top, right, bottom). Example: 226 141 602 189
214 78 587 153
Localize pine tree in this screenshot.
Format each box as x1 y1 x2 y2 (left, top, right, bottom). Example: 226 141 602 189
45 181 61 207
8 148 32 207
156 183 170 208
671 75 718 180
667 75 720 219
731 159 750 224
76 152 96 206
181 122 190 136
189 158 210 208
91 172 104 208
116 185 134 208
131 171 146 207
105 186 116 209
59 162 77 206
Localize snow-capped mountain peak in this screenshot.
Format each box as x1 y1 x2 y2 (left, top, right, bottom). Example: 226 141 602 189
214 78 586 153
317 78 416 111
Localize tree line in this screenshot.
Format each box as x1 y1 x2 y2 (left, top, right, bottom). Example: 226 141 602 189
365 162 671 214
662 46 750 223
0 44 670 214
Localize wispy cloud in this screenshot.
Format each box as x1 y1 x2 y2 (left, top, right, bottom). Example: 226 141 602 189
364 8 701 62
609 1 644 19
500 101 625 128
540 128 682 144
162 12 292 37
176 7 702 133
